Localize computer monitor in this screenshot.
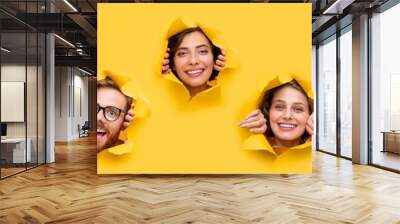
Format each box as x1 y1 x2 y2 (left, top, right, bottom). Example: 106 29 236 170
1 123 7 137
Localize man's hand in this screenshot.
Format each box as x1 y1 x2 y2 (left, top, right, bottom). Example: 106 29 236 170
239 109 267 134
122 102 135 130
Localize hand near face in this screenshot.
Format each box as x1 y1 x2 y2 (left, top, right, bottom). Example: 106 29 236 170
122 103 135 130
239 109 267 134
161 48 227 74
213 49 226 71
306 112 314 135
161 48 171 74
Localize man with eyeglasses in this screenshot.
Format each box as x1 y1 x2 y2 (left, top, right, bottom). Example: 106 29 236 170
97 78 134 152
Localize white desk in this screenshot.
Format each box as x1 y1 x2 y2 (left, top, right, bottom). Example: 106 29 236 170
1 138 32 163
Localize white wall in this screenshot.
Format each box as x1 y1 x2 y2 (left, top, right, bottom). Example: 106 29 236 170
54 67 89 141
72 73 89 138
55 66 69 141
1 63 46 163
1 65 36 138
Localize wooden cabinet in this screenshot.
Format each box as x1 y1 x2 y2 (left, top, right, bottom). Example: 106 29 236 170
382 132 400 154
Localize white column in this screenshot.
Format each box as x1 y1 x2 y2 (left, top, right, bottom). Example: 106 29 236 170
45 0 56 163
46 32 55 163
352 14 369 164
312 45 317 151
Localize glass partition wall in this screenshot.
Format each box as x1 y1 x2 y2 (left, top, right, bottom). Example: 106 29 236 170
316 25 353 159
339 26 352 159
370 2 400 171
0 2 46 179
317 35 337 155
316 0 400 172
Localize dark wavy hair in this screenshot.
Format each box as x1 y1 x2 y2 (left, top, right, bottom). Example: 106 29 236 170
167 27 222 81
259 79 313 143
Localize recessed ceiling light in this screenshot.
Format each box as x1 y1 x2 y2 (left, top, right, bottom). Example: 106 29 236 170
323 0 355 15
63 0 78 12
78 67 92 76
54 34 75 48
1 47 11 53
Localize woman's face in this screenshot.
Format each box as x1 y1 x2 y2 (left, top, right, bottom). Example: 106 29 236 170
173 31 214 93
268 86 310 147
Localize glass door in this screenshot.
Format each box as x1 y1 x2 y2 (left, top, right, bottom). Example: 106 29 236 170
317 35 337 155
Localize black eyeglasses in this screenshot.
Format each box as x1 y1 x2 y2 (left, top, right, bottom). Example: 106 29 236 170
97 104 126 121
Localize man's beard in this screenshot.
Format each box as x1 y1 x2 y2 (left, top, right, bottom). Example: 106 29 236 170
97 125 120 152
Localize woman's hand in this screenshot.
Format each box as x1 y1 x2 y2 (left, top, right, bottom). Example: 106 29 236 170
161 48 171 74
214 49 226 71
306 112 314 135
239 109 267 134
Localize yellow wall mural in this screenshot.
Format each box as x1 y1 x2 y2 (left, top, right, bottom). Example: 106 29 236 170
97 3 312 174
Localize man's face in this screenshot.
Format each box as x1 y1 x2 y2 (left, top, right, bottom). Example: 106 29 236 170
97 87 127 152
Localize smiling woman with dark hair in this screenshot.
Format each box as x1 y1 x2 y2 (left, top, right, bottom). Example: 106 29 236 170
258 79 314 154
161 27 226 97
168 27 222 82
162 26 268 135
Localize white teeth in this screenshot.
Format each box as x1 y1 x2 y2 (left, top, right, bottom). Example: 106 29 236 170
187 69 203 75
279 124 295 128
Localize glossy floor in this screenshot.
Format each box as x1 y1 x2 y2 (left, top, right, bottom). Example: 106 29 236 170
372 150 400 171
0 136 399 223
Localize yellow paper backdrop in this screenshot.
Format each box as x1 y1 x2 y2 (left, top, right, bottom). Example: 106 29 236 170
97 3 312 174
